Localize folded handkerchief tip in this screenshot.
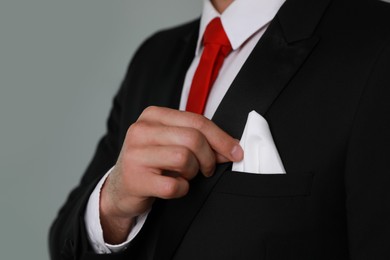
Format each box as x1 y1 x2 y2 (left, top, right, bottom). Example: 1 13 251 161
232 111 286 174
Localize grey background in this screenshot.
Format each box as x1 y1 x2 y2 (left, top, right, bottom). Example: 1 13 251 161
0 1 202 259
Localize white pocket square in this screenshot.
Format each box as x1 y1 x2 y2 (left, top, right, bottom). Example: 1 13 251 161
232 111 286 174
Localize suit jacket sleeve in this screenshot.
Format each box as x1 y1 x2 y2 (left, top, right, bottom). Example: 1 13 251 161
48 87 123 259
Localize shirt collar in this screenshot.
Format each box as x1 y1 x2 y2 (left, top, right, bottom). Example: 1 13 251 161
196 0 286 55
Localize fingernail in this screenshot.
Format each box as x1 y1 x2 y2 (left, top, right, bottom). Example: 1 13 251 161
230 144 243 161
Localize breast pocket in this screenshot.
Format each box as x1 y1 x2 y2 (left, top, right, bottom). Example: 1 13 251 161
178 171 316 259
214 171 314 198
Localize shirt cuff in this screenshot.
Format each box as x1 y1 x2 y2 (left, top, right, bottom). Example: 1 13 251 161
84 167 150 254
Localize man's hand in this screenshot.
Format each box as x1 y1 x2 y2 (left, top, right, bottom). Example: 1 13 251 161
99 106 243 244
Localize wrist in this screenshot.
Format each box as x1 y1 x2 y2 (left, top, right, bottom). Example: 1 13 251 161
100 175 135 244
100 211 135 245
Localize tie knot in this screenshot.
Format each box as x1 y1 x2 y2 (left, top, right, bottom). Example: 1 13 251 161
203 18 232 50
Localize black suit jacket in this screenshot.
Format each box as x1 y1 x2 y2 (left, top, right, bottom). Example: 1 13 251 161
50 0 390 259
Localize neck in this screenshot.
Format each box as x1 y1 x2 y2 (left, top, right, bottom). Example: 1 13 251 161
211 0 234 13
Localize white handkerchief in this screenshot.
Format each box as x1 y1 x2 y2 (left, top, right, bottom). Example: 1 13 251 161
232 111 286 174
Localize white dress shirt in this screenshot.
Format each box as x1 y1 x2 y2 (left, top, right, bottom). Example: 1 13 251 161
85 0 285 254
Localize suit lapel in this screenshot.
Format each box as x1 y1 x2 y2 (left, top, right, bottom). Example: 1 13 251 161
153 0 331 259
212 0 332 138
212 21 319 139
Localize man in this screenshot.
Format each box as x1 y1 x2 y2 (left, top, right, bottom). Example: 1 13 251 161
50 0 390 259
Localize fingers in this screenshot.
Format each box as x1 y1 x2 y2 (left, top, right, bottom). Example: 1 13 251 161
126 145 200 180
127 122 216 177
144 174 190 199
138 106 243 162
120 149 193 200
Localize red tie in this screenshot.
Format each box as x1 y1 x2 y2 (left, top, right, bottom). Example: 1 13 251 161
186 17 232 115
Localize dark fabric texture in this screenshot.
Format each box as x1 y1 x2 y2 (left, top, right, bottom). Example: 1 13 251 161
49 0 390 259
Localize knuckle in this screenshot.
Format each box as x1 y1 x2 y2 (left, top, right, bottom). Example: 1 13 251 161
172 147 192 168
127 121 148 138
141 106 159 118
126 123 137 137
160 179 180 198
182 129 204 151
191 115 209 131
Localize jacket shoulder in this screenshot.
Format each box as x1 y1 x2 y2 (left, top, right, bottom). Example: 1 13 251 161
137 19 200 53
